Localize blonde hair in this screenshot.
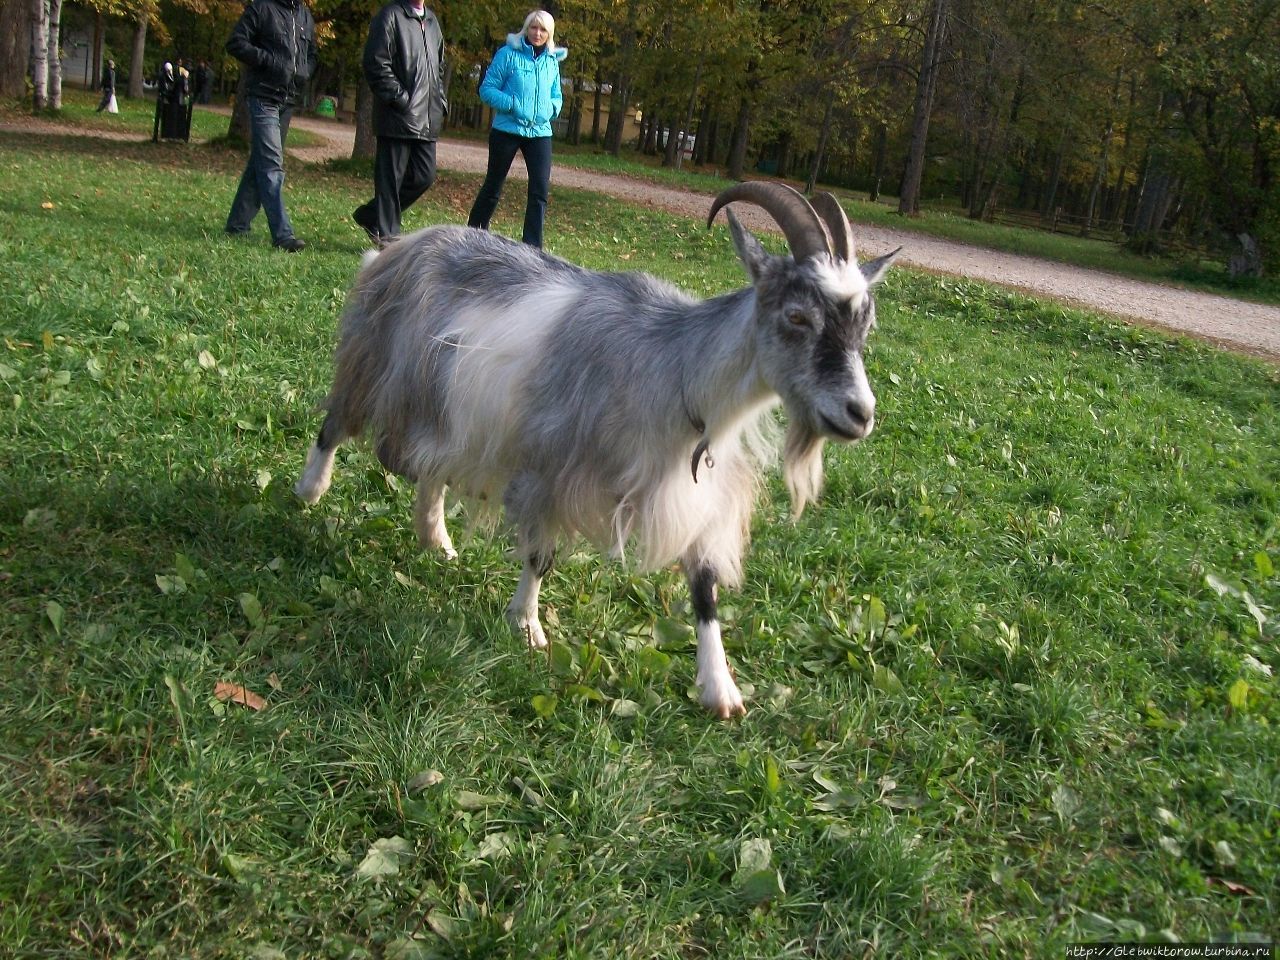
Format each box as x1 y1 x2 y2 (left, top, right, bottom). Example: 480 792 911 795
522 9 555 45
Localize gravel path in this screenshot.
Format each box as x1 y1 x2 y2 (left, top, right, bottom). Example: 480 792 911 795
8 110 1279 363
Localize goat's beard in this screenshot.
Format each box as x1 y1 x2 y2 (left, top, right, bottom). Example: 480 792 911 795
783 421 826 518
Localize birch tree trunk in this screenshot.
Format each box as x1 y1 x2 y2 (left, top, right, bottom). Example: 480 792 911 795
30 0 49 110
46 0 62 109
898 0 948 215
128 15 147 98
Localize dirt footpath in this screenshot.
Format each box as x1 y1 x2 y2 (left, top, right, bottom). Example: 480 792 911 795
8 109 1279 363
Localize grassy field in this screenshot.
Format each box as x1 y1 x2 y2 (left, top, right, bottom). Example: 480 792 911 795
1 128 1277 958
1 87 325 148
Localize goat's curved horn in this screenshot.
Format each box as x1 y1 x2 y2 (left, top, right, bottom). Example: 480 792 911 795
809 192 855 263
707 182 831 262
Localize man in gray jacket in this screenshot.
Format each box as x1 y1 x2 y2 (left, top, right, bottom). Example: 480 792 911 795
224 0 317 252
353 0 447 246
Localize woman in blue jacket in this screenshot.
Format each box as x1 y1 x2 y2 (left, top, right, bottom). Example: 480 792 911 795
467 10 566 248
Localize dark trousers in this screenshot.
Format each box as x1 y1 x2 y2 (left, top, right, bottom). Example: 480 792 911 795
354 137 437 241
95 88 114 111
467 128 553 248
225 97 294 244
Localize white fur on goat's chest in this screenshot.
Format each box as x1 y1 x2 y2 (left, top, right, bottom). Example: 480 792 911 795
416 281 772 581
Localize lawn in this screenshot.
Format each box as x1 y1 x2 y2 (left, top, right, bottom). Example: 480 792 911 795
0 129 1277 958
1 87 325 148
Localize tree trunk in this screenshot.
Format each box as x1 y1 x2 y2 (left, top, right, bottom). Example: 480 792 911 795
898 0 948 215
228 71 251 142
30 0 49 110
352 79 376 159
46 0 62 109
92 11 103 90
673 60 702 172
775 130 793 179
128 15 147 99
1081 67 1121 238
0 0 31 98
1227 233 1263 278
1037 127 1066 225
605 79 631 156
869 122 887 202
804 87 836 194
1129 169 1173 253
692 100 713 165
590 68 602 143
726 94 751 181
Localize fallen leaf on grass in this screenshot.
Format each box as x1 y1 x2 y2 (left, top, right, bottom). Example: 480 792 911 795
1208 876 1256 896
214 681 268 711
356 836 413 879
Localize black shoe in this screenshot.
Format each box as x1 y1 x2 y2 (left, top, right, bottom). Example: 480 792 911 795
225 226 249 236
352 207 378 243
275 237 306 252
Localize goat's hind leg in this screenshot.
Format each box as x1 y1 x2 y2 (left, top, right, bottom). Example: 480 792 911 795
414 476 457 560
295 412 346 504
503 473 555 649
685 559 746 719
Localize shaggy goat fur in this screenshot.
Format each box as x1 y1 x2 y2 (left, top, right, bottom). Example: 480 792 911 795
296 193 897 718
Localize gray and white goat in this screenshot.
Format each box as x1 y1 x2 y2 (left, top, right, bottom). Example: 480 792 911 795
295 182 899 718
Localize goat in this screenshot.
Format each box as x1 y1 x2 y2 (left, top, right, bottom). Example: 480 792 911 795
294 183 899 718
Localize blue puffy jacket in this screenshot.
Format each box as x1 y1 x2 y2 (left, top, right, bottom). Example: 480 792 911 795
479 33 566 139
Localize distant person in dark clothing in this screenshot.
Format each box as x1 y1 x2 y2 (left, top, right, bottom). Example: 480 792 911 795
352 0 447 247
194 61 213 103
223 0 318 252
95 59 116 112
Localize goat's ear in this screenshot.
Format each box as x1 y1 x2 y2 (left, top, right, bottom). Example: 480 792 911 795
860 246 902 287
726 209 769 281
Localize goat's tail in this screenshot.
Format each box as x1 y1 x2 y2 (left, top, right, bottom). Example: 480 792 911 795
295 258 389 504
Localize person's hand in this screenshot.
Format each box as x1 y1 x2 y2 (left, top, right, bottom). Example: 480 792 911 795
512 99 532 124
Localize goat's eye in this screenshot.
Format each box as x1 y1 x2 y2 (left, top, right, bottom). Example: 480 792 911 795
787 310 811 328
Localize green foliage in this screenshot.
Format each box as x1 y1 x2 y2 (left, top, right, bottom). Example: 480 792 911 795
1 132 1278 957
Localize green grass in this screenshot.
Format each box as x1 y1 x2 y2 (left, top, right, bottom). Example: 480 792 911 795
1 86 324 147
1 130 1278 958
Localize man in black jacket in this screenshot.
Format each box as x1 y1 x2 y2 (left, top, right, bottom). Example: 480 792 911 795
353 0 447 246
224 0 318 252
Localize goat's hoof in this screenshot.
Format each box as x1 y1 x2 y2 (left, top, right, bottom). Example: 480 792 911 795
698 679 747 720
508 615 547 649
294 479 323 505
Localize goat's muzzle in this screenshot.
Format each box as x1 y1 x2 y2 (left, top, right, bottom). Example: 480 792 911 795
819 399 875 442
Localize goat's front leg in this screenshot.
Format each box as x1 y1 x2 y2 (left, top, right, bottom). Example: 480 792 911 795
507 548 553 649
414 477 457 559
686 561 746 719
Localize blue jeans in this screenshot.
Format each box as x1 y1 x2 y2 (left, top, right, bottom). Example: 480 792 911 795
225 97 295 244
467 128 553 248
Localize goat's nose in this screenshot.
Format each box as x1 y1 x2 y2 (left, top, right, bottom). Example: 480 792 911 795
846 400 873 430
